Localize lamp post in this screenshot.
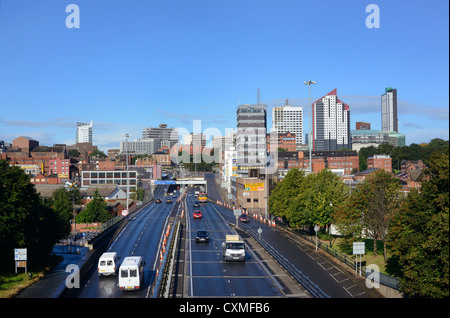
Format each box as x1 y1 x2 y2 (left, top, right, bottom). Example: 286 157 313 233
329 200 333 247
125 133 130 215
303 80 316 174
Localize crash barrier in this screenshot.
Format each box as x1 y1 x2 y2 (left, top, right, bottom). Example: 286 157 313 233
239 223 330 298
149 199 184 297
159 222 182 298
149 221 179 297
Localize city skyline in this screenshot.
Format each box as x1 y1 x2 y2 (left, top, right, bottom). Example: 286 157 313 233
0 0 448 151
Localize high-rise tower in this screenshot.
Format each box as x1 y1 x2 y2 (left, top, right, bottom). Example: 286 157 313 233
381 87 398 132
236 103 267 177
272 99 303 145
76 120 93 144
312 89 351 151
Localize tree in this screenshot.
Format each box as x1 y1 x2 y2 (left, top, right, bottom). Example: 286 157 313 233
268 169 307 222
0 160 69 271
388 151 449 297
76 189 111 224
269 169 349 234
90 149 106 158
51 188 73 222
287 170 349 230
335 169 402 260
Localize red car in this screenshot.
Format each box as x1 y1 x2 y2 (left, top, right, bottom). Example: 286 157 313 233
193 210 202 219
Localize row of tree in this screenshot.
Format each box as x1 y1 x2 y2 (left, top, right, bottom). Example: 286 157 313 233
0 160 117 272
268 151 449 297
0 161 70 272
358 138 448 171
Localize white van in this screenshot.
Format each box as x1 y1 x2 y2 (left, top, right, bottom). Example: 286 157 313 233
118 256 145 291
98 252 118 276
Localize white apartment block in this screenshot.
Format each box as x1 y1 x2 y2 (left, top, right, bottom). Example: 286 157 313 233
272 103 303 144
313 89 351 151
76 121 93 144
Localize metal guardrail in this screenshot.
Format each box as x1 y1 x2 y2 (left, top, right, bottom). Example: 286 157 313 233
83 215 124 242
240 224 330 298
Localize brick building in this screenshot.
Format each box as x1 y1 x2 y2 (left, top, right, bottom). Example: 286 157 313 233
367 154 392 173
12 136 39 154
267 132 297 152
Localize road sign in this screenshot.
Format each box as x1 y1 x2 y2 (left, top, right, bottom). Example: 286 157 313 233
314 225 320 233
353 242 365 255
17 261 26 268
233 209 242 216
14 248 27 273
122 209 128 216
155 180 176 185
353 242 365 277
15 248 26 255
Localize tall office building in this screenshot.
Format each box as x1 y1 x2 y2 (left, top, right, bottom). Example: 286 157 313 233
312 89 351 151
76 121 93 144
272 100 303 145
236 104 267 177
142 123 178 149
381 87 398 132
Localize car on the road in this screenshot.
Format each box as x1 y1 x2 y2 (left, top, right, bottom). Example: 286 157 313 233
155 199 162 203
238 214 250 223
166 199 172 204
193 201 200 208
193 210 202 219
195 230 209 243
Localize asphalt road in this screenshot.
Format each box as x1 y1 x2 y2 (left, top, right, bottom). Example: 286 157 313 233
183 191 287 297
212 203 383 298
76 185 175 298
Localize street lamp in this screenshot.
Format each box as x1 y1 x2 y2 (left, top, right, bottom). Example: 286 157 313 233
303 80 316 174
329 200 333 247
125 133 130 215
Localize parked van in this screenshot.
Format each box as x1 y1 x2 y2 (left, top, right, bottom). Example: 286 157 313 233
98 252 118 276
118 256 145 291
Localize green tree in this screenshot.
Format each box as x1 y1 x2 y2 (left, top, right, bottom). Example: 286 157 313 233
268 169 307 222
335 169 402 260
76 189 111 223
388 151 449 297
90 149 107 158
0 160 69 271
287 169 349 230
51 188 73 222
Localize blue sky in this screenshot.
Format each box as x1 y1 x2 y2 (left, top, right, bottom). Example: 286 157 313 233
0 0 448 151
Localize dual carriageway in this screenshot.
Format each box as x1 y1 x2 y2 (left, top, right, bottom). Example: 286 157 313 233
60 175 382 299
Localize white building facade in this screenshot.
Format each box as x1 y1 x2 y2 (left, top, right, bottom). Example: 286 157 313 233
76 121 93 144
272 103 303 145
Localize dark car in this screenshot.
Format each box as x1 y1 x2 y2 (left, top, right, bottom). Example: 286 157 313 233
195 230 209 243
166 199 172 204
238 214 250 223
193 201 200 208
155 198 162 203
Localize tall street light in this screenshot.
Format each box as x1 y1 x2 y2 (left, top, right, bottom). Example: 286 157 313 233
303 80 316 174
125 133 130 215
